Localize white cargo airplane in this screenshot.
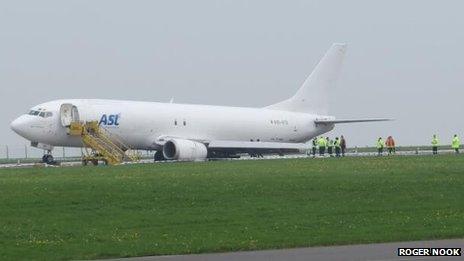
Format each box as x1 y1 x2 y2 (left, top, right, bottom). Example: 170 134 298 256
10 43 388 163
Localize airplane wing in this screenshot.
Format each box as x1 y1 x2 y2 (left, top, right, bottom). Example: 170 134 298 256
207 140 308 154
155 136 308 153
314 118 392 124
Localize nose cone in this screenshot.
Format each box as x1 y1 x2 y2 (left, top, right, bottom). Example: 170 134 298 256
10 116 28 137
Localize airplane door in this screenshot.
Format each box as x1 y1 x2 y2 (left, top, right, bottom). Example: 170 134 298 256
60 103 80 127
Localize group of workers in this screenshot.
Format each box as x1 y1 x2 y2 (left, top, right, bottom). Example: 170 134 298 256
311 136 347 157
430 134 460 155
376 136 396 156
311 134 461 157
374 134 461 156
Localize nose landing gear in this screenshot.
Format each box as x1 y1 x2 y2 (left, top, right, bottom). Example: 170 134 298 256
42 151 56 165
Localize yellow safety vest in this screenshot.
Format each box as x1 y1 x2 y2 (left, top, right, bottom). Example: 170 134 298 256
377 139 384 149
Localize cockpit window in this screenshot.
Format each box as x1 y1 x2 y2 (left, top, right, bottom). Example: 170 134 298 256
29 110 40 116
28 110 53 118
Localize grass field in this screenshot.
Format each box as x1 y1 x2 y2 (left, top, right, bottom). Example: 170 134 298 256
1 155 463 260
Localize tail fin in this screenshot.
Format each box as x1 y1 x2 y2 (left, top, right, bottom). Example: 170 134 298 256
266 43 347 114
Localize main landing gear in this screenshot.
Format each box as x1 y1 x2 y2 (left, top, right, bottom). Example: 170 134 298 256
154 151 165 162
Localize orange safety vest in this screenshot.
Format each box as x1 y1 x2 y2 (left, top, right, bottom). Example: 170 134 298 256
385 137 395 148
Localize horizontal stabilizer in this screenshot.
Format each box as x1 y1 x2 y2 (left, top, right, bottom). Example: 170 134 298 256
315 118 392 124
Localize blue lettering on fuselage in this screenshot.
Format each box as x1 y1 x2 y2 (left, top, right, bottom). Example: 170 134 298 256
99 114 120 126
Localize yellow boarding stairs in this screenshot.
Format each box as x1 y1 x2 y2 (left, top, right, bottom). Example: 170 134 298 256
68 121 139 165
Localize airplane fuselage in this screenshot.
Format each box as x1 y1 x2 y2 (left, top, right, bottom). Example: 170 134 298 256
11 99 333 150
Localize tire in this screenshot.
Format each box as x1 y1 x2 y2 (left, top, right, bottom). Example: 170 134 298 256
92 159 98 166
82 160 88 166
154 151 164 162
43 154 54 164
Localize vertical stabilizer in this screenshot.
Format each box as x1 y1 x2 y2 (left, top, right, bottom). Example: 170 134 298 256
266 43 347 114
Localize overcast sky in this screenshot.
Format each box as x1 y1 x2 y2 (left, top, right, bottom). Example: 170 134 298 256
1 0 463 156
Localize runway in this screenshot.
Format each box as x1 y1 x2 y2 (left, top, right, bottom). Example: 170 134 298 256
105 239 463 261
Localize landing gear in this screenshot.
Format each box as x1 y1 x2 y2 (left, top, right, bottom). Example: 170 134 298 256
154 151 165 162
42 152 55 165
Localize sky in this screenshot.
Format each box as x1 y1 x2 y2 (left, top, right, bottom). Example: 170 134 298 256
1 0 463 157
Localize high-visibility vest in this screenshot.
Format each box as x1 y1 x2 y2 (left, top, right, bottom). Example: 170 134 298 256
377 139 384 149
318 138 326 147
452 137 460 149
431 137 439 146
329 139 334 148
386 138 395 148
334 139 341 148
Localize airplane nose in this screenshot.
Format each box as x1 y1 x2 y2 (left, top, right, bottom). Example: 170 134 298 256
10 116 27 136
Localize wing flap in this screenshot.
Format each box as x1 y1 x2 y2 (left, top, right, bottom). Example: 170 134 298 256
208 140 308 151
315 118 392 124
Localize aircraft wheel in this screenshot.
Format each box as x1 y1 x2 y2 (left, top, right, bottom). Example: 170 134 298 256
43 154 54 164
82 159 88 166
154 151 164 162
92 159 99 166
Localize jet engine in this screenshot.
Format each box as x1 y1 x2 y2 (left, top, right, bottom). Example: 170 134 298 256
162 139 208 161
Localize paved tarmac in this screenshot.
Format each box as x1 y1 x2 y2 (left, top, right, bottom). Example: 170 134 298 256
106 239 463 261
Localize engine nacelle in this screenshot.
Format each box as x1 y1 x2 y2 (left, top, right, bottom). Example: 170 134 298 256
162 139 208 161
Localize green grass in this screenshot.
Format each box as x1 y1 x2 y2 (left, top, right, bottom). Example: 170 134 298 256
0 155 463 260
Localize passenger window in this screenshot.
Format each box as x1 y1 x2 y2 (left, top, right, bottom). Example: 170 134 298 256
183 120 186 126
174 120 177 126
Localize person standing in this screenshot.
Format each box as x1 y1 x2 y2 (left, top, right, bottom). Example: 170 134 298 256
334 137 341 157
452 134 460 154
377 137 384 156
431 134 439 155
340 135 346 156
312 138 317 157
327 137 334 157
318 136 326 156
385 136 396 155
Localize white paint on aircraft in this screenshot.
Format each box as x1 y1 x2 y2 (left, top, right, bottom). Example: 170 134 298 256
10 44 389 161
